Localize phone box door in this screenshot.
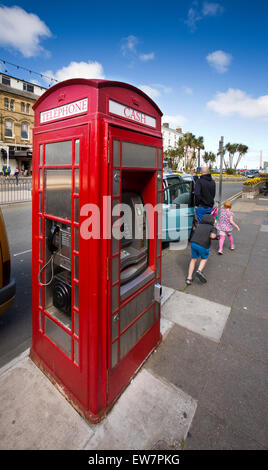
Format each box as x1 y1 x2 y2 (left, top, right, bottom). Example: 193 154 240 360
31 125 90 410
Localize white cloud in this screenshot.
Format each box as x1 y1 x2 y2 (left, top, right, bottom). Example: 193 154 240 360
139 52 155 62
162 114 187 126
121 35 139 57
202 2 224 16
207 88 268 118
206 50 232 73
152 83 172 94
185 2 223 32
183 86 193 95
0 5 51 57
44 61 105 83
139 85 160 99
185 7 202 32
138 83 172 100
121 35 155 63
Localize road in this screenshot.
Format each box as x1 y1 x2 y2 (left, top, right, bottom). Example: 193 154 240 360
215 181 242 204
0 181 243 367
0 202 32 367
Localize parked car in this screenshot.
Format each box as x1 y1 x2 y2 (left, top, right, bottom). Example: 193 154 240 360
162 173 194 242
245 170 260 178
0 207 16 315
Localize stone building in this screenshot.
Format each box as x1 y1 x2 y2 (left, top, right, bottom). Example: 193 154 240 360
0 73 46 175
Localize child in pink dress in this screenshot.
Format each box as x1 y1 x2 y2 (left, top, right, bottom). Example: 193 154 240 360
217 200 240 254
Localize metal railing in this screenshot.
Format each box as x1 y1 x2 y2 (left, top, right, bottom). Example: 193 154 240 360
0 176 32 204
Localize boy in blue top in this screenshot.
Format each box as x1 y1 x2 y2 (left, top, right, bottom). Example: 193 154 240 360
186 214 217 285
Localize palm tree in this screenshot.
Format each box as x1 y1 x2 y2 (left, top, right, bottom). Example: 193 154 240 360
203 151 216 168
178 132 197 172
195 136 205 172
164 148 183 170
225 143 239 169
235 144 248 169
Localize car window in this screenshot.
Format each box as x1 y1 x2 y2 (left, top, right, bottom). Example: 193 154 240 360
163 182 192 207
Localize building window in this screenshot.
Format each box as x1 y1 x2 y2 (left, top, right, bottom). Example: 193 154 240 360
23 83 34 93
21 123 29 140
4 120 13 138
2 76 10 86
21 102 25 113
26 103 30 114
10 99 15 111
4 97 9 109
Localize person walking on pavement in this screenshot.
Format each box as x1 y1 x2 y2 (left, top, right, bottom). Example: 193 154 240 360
217 200 240 254
14 168 19 185
186 214 217 285
194 166 216 223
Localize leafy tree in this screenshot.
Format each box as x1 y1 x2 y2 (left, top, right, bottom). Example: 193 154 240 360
235 144 248 169
203 151 216 168
195 136 205 170
177 133 204 172
224 143 248 169
225 143 239 169
163 148 183 170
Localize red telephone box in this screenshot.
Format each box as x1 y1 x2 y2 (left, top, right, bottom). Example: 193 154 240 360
30 79 163 422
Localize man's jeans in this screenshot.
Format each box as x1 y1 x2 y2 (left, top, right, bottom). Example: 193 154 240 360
196 206 212 223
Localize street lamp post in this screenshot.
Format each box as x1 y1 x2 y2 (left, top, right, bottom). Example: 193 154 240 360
218 136 224 215
197 148 201 174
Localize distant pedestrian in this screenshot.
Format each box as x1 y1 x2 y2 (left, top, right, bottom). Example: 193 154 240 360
194 166 216 223
217 201 240 254
14 168 19 185
186 214 217 285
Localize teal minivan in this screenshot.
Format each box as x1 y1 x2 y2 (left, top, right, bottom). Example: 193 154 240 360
162 173 194 243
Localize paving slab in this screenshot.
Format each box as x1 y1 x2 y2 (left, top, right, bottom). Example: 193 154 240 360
255 231 268 246
242 266 267 285
232 201 259 212
221 308 268 362
246 253 268 271
0 352 93 450
185 277 240 307
162 291 230 342
161 252 189 291
145 324 218 401
210 245 251 266
84 369 197 450
251 244 268 258
233 279 268 319
242 213 268 226
185 406 264 450
199 344 268 448
203 258 247 282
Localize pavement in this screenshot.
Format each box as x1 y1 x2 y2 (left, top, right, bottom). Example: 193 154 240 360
0 195 267 450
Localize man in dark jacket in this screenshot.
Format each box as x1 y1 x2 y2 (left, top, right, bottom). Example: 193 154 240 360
194 166 216 223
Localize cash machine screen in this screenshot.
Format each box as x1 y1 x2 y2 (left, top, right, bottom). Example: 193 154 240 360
120 191 148 285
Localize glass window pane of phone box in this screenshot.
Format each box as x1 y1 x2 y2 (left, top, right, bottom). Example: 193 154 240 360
122 142 156 168
44 169 72 220
45 141 72 165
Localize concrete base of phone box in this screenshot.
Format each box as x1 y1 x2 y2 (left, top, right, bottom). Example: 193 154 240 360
29 321 162 425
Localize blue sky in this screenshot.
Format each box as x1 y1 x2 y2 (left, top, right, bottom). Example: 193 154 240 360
0 0 267 167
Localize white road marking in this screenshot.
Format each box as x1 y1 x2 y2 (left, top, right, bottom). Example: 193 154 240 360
13 249 32 257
